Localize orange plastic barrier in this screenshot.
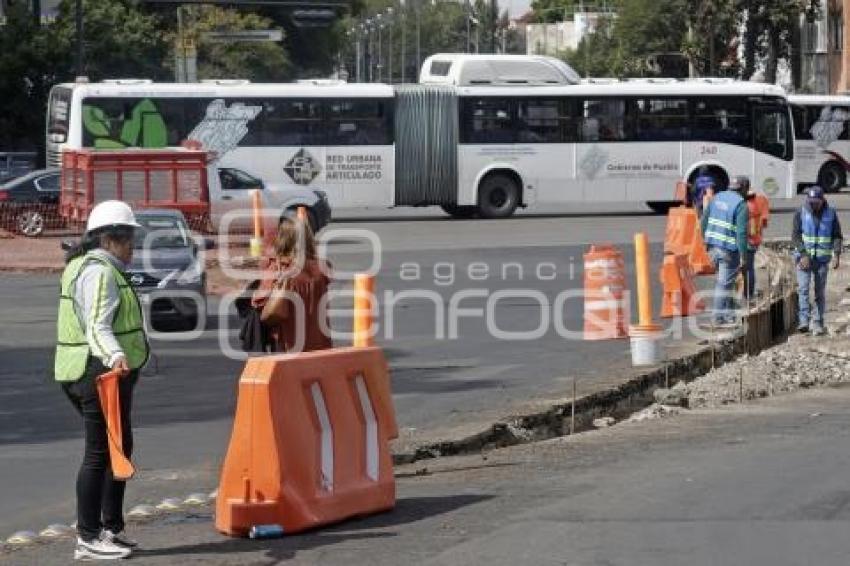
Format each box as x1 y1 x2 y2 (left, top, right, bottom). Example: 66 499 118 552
583 244 627 340
215 346 397 536
660 253 705 318
297 206 308 222
96 370 135 481
353 274 376 347
673 180 688 204
664 206 715 275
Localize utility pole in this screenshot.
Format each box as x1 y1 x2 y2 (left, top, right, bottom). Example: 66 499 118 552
401 4 406 83
75 0 84 79
387 8 394 83
415 0 421 77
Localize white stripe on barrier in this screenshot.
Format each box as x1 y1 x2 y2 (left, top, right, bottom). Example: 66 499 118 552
585 300 624 310
584 259 622 270
311 383 334 491
354 375 379 482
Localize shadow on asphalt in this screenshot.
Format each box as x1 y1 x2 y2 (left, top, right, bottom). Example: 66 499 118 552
134 494 492 561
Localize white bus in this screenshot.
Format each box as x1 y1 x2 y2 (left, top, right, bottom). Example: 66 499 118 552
46 80 397 211
790 94 850 193
46 55 796 218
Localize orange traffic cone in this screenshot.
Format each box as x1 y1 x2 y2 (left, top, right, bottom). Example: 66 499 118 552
660 253 705 318
583 244 627 340
96 370 135 480
664 207 714 275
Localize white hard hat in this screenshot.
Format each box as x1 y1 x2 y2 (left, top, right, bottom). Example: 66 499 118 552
86 200 142 233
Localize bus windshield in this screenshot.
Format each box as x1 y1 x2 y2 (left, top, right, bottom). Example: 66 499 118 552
47 87 72 143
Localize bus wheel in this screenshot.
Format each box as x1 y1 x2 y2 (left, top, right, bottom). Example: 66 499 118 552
440 204 477 219
646 201 675 215
818 162 846 193
478 174 520 219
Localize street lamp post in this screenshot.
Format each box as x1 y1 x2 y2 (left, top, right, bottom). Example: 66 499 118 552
415 0 421 77
400 2 407 83
386 8 394 83
75 0 84 79
376 14 383 82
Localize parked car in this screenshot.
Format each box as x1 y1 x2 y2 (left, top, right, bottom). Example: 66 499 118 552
0 168 61 236
0 152 37 183
213 166 332 234
127 209 211 331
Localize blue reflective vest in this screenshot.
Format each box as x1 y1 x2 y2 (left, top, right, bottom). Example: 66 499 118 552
801 205 836 263
694 174 715 198
704 190 743 252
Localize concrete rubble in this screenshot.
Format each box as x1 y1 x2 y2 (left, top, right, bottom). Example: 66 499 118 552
652 334 850 410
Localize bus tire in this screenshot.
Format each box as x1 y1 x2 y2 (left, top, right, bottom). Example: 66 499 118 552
646 201 675 215
440 204 477 219
818 162 846 193
477 174 520 219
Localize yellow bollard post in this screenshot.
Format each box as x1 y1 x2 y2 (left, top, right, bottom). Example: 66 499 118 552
297 206 307 223
250 189 262 259
634 232 659 330
629 232 662 367
353 273 375 347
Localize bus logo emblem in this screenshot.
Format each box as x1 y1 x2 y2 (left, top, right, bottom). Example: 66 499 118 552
284 149 322 185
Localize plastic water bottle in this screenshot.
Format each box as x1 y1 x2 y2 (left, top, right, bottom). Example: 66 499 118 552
249 524 284 539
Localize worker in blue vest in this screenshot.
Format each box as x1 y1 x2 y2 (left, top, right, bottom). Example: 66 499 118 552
792 186 843 336
691 167 716 218
701 178 750 326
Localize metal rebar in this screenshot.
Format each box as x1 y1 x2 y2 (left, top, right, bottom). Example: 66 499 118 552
571 377 576 435
739 365 744 403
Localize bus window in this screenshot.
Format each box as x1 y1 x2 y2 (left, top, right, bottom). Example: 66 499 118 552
692 97 750 146
792 105 811 140
462 98 514 143
261 99 325 146
581 99 628 142
326 99 392 145
515 99 561 143
807 105 850 143
47 87 72 143
636 98 689 141
754 106 793 160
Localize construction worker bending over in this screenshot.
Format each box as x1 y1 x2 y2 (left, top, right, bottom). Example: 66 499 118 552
792 186 842 336
742 177 770 299
701 180 749 327
56 201 149 560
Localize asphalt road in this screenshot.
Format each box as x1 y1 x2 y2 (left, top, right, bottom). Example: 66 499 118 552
9 372 850 565
1 196 847 539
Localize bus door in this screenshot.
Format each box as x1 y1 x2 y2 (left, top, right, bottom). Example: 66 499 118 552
752 105 794 199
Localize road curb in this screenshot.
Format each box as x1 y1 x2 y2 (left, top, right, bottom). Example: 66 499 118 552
393 248 797 465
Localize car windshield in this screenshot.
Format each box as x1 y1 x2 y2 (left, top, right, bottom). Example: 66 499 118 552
134 216 191 249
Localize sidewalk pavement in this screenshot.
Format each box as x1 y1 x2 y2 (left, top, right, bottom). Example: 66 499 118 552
7 384 850 566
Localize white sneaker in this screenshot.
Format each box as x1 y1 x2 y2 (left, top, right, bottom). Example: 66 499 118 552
103 529 139 548
74 534 132 560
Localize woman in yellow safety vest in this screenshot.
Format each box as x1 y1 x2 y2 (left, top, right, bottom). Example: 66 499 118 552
55 200 149 561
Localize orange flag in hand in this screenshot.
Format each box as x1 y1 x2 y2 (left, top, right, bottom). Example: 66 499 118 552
96 369 136 480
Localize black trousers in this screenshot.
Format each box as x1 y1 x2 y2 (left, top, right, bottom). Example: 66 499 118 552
62 357 138 542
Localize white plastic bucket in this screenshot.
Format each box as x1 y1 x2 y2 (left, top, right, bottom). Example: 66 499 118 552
629 328 664 367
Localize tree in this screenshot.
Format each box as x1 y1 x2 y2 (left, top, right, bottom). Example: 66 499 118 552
51 0 169 81
171 6 292 81
530 0 576 23
560 15 622 77
0 2 64 154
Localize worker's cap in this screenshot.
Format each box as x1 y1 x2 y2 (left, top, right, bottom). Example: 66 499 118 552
807 186 826 201
729 175 751 194
694 176 715 189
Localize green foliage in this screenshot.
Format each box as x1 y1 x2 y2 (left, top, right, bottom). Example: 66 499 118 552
529 0 576 23
172 6 292 81
0 3 65 154
51 0 169 81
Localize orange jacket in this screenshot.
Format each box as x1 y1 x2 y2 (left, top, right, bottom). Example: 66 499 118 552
747 193 770 248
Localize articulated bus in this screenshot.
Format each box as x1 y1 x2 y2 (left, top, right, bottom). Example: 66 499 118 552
46 54 795 218
790 94 850 193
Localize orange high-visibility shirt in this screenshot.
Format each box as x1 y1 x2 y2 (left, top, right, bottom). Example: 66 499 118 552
747 193 770 247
